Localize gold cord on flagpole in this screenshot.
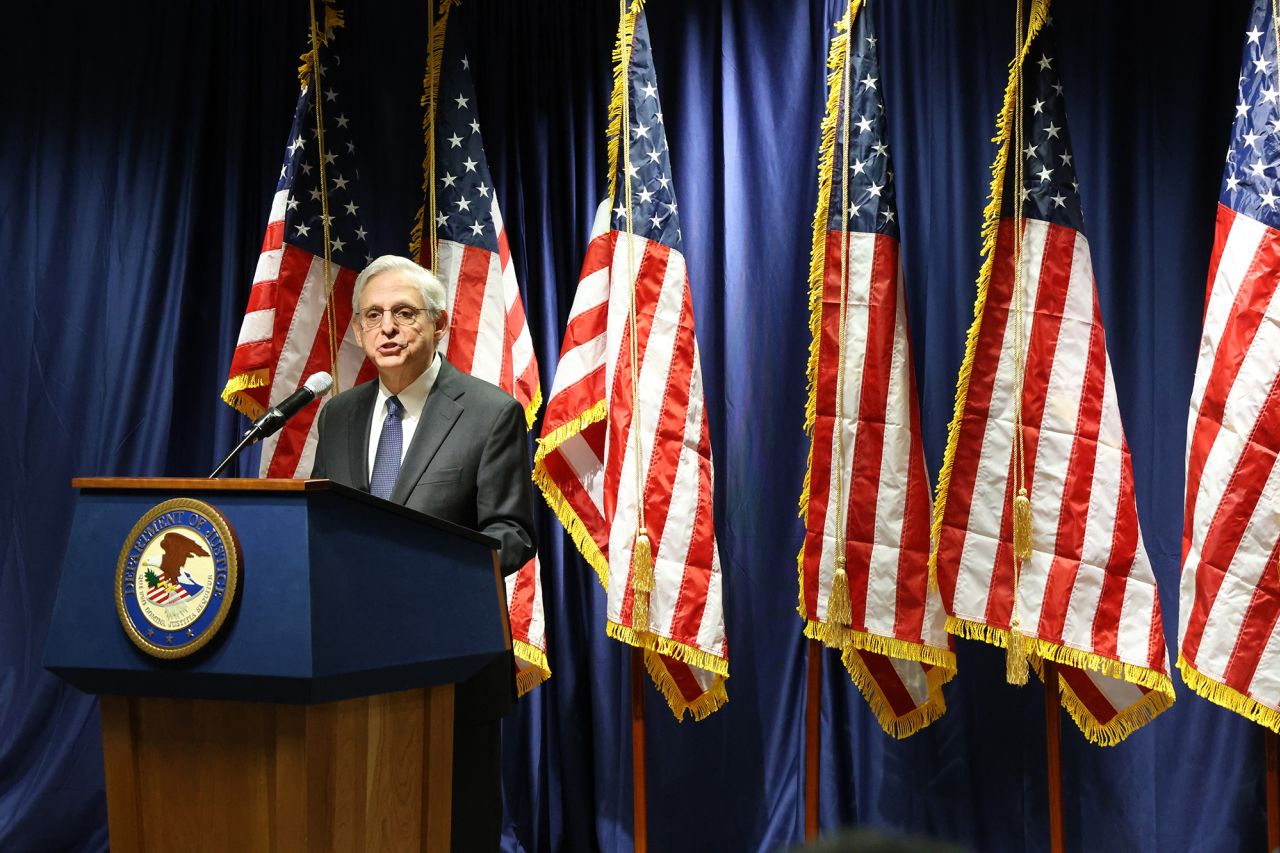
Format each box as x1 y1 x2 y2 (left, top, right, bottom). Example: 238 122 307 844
427 0 440 269
618 0 654 633
827 19 856 630
1273 0 1280 108
411 1 453 268
307 0 341 392
1006 0 1031 686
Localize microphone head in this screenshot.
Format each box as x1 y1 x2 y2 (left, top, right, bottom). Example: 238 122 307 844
304 372 334 396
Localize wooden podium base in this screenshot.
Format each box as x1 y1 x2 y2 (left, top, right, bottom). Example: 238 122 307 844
100 686 454 852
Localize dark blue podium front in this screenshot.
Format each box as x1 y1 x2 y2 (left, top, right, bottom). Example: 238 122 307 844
44 477 510 705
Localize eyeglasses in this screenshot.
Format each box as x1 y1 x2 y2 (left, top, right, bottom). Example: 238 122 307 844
357 306 432 330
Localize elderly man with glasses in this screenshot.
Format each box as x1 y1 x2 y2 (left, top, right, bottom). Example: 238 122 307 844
312 254 536 852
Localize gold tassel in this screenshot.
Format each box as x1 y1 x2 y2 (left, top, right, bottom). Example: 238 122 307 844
828 554 852 626
631 528 654 632
1013 487 1033 559
1006 621 1029 686
633 528 654 591
631 589 649 634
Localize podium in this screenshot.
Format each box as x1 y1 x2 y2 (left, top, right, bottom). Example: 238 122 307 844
44 478 511 852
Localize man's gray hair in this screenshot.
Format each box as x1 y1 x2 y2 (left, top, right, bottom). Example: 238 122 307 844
352 255 447 319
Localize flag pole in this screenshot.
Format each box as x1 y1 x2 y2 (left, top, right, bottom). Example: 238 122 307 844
1043 660 1065 853
630 647 648 853
1266 728 1280 849
805 639 822 840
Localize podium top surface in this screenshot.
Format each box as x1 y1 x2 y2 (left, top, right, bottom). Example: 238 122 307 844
71 477 500 551
73 477 329 492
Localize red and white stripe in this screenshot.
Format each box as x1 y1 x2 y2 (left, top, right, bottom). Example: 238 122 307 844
934 218 1174 742
799 229 954 735
438 200 540 415
436 197 548 693
535 203 728 719
1179 204 1280 728
146 581 189 605
226 186 375 478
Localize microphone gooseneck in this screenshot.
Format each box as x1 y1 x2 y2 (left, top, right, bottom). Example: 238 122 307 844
209 372 334 478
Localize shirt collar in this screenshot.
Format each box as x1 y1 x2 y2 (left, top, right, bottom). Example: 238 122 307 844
375 351 441 419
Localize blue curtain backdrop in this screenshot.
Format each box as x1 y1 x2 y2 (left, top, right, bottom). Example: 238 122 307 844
0 0 1259 850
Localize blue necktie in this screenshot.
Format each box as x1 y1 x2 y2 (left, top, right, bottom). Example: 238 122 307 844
369 396 403 500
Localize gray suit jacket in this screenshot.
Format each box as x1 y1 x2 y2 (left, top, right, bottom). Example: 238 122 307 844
310 359 537 576
310 359 537 721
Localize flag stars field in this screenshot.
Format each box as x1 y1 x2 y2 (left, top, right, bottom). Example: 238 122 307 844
997 40 1084 231
270 71 368 270
1223 10 1280 230
828 24 899 239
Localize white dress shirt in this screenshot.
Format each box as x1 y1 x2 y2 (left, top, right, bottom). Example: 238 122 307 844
366 352 443 480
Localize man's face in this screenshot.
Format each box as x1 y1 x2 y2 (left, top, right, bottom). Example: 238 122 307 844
353 270 446 392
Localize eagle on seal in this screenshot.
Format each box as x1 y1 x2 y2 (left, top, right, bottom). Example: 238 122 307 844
157 532 210 584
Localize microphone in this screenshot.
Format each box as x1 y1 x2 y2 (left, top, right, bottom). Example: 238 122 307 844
244 372 334 444
208 372 333 478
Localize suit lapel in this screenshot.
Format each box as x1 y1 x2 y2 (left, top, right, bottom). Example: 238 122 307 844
346 381 378 491
391 359 465 505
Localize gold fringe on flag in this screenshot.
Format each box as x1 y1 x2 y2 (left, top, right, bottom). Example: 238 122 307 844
605 0 647 208
1178 655 1280 735
409 0 460 266
842 648 951 739
645 651 728 721
1059 668 1171 747
533 401 610 586
514 639 552 697
948 615 1176 745
803 620 958 672
221 368 270 420
296 1 344 83
521 384 544 432
607 622 730 680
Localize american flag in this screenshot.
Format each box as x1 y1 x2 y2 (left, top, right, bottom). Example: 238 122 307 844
1179 0 1280 733
145 580 189 605
797 0 954 738
223 6 375 476
930 2 1176 745
418 6 548 694
533 0 728 719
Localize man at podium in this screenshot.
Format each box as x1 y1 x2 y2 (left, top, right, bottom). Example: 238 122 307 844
311 254 537 851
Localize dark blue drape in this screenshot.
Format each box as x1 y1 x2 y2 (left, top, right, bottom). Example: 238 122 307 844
1 1 1260 851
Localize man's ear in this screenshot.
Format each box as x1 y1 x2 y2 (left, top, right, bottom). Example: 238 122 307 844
434 309 449 343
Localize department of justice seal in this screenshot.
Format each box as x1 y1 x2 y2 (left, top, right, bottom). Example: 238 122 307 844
115 498 241 659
